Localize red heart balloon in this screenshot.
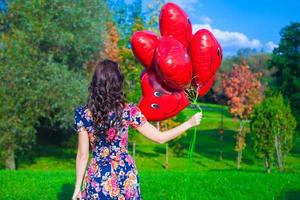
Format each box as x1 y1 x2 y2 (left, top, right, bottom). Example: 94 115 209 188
193 75 215 97
159 2 192 48
190 29 223 84
138 70 190 121
155 36 193 90
131 31 159 69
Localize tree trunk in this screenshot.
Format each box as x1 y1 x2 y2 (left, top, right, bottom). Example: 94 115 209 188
219 106 224 161
236 120 245 169
165 143 169 169
237 149 242 169
157 122 169 169
219 135 223 161
6 144 16 170
264 154 272 173
274 135 283 171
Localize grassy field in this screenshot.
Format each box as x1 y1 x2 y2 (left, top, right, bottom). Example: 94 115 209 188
1 103 300 199
1 170 300 200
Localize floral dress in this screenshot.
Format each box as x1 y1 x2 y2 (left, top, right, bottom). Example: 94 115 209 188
74 102 147 200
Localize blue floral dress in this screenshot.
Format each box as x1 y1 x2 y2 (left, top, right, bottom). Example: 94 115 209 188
74 102 147 200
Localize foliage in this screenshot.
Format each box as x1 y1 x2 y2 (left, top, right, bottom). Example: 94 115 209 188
221 50 273 85
222 62 264 120
269 22 300 122
251 93 297 172
145 0 165 33
100 22 120 62
210 50 272 104
86 21 120 74
107 0 144 46
221 61 264 168
105 0 166 104
106 0 147 103
6 103 300 172
0 0 108 168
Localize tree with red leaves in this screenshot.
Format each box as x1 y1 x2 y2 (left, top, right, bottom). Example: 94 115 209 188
222 61 264 169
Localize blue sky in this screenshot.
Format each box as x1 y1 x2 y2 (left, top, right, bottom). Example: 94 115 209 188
137 0 300 56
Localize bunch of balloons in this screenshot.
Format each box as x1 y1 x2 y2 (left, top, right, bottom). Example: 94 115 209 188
131 2 223 121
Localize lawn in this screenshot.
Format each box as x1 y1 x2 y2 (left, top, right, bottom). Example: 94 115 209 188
1 103 300 200
1 170 300 200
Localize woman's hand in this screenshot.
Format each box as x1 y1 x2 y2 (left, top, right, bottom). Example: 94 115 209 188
188 112 202 128
136 112 203 144
72 186 81 200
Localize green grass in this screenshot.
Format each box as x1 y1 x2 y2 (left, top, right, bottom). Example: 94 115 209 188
1 103 300 199
0 170 300 200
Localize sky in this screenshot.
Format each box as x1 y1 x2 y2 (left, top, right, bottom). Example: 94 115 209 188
139 0 300 56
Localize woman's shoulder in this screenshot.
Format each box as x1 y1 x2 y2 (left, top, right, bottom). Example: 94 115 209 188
75 104 88 114
74 104 93 121
123 102 141 112
125 102 138 108
74 104 93 131
124 102 147 128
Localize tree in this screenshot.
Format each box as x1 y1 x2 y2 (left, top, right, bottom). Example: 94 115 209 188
250 93 297 172
106 0 146 103
107 0 144 47
220 50 273 84
269 22 300 122
145 0 164 34
222 61 264 169
100 22 120 62
0 0 109 169
210 50 273 105
86 21 120 74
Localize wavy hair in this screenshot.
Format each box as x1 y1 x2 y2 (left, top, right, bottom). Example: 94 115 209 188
87 59 125 137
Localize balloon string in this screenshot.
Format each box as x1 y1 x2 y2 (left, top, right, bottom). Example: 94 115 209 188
185 88 202 200
188 92 202 163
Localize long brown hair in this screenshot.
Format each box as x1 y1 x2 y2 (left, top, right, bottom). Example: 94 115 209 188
87 59 126 136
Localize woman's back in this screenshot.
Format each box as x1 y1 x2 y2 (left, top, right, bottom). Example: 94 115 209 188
74 102 146 199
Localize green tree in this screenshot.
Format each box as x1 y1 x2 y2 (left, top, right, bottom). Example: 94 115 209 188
269 22 300 121
0 0 109 169
250 93 297 172
145 0 164 34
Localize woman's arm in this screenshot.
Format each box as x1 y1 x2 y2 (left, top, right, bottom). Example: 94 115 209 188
73 128 90 199
136 112 202 144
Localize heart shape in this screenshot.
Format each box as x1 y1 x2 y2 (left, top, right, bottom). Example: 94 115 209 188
190 29 223 85
138 70 190 121
155 36 193 90
193 75 215 97
131 3 223 121
159 2 192 48
131 31 159 69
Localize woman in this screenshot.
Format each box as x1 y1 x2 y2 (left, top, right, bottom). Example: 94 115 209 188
72 59 202 200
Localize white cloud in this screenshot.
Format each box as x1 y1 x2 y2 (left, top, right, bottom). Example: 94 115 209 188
201 16 213 24
193 24 262 49
265 41 278 52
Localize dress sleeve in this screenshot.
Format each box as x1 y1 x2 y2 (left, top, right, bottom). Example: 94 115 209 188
74 106 92 133
129 103 147 129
